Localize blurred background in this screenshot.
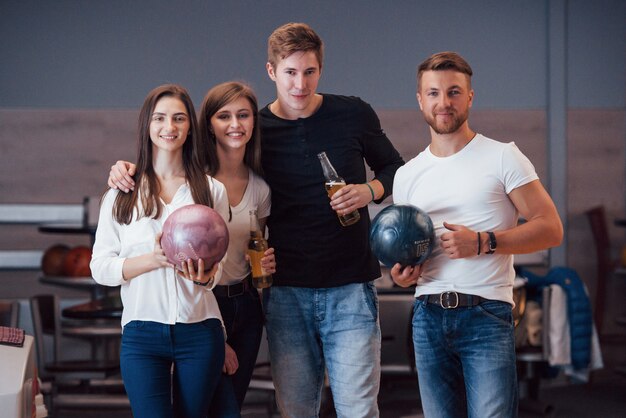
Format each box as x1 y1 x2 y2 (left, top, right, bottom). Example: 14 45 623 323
1 1 625 416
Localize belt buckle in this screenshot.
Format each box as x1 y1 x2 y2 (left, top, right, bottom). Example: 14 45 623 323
227 283 245 298
440 291 459 309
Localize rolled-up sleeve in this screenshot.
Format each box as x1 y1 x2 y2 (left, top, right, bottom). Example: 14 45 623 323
360 101 405 202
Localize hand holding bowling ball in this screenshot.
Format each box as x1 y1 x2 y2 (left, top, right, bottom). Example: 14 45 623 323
178 256 219 285
161 204 229 273
369 204 435 268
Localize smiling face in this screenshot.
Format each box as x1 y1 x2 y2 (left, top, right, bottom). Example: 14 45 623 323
417 69 473 135
210 97 254 152
149 96 190 152
267 50 322 120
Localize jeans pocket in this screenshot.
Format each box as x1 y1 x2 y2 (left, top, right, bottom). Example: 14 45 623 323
123 320 146 330
477 301 513 327
413 298 424 316
362 281 379 320
121 321 149 348
247 287 263 308
199 318 222 330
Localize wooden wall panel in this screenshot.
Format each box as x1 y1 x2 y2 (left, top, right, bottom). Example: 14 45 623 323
1 108 624 328
0 109 137 203
567 110 626 335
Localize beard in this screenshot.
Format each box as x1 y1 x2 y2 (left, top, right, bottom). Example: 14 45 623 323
423 107 469 135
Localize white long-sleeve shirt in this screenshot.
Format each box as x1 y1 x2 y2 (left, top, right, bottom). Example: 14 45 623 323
90 176 229 328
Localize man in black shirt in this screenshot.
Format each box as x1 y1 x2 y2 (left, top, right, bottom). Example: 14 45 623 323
105 22 403 417
260 23 403 418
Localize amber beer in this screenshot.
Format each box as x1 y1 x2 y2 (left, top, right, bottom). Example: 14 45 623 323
325 180 361 226
247 209 272 289
318 151 361 227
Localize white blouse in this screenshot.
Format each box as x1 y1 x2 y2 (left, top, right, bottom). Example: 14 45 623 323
90 176 229 328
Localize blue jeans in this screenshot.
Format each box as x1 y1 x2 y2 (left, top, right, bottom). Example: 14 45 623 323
263 282 381 418
412 298 518 418
209 284 264 417
120 319 225 418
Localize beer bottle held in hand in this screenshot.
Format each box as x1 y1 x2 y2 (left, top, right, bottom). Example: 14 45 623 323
247 209 272 289
317 151 361 227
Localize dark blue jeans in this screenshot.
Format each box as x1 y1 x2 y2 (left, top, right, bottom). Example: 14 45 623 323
120 319 224 418
208 284 264 417
412 298 518 418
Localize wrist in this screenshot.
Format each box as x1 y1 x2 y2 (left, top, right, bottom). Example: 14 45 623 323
478 232 490 255
365 182 375 202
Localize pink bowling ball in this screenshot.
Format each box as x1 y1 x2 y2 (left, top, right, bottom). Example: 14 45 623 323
161 204 229 272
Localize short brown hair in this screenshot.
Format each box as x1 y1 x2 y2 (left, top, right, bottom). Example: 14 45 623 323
417 51 473 90
267 22 324 70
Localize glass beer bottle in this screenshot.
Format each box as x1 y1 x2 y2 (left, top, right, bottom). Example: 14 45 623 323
317 151 361 227
247 209 272 289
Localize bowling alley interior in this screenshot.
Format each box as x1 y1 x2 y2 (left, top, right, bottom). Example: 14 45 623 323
1 1 625 417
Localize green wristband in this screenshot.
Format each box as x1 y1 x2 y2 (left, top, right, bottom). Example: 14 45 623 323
366 183 375 201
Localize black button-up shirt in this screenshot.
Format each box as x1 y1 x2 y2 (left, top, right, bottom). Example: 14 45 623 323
260 94 404 288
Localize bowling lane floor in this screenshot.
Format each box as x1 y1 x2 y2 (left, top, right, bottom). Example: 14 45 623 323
50 339 626 417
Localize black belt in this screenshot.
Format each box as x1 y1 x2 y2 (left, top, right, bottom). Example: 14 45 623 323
418 291 488 309
213 275 253 298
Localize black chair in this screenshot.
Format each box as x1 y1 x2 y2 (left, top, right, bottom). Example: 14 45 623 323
586 206 626 376
0 299 19 327
30 294 129 414
585 206 626 334
30 294 121 382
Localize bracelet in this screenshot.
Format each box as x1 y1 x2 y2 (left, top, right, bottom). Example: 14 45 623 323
365 183 375 201
193 280 209 286
193 276 214 287
476 231 481 255
486 231 497 254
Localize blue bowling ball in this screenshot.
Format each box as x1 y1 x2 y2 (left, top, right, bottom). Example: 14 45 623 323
369 204 435 268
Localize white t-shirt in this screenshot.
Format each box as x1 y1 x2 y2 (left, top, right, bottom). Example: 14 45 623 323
90 176 229 328
393 134 538 304
220 169 271 286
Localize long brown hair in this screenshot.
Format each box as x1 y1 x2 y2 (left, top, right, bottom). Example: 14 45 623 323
199 81 263 176
112 84 213 224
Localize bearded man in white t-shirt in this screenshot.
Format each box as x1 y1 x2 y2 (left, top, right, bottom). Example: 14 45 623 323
391 51 563 418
